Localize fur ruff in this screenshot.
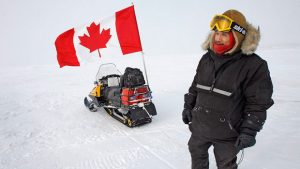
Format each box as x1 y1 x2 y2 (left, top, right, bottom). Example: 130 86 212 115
202 23 260 55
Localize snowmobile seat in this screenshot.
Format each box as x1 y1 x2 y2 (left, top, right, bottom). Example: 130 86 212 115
105 86 122 107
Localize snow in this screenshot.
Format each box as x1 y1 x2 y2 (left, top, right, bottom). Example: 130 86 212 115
1 46 300 169
1 0 300 168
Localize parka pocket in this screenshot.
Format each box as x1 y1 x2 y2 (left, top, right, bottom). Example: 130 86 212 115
192 106 239 139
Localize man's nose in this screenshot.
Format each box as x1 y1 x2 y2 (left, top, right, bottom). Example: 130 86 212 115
215 34 221 42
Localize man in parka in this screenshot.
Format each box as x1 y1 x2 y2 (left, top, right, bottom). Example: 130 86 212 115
182 10 274 169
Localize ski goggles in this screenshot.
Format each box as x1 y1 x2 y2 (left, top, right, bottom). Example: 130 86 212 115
210 14 247 36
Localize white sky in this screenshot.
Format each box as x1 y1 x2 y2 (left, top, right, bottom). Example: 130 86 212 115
0 0 300 66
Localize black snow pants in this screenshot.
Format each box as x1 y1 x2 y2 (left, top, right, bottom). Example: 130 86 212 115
188 134 239 169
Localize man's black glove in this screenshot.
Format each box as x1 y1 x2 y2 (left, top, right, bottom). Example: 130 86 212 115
235 128 257 151
182 108 192 124
235 113 266 150
182 93 196 124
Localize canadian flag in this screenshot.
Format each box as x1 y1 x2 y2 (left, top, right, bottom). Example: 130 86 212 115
55 5 143 68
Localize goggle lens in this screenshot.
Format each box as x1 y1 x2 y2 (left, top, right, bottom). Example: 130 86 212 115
210 15 233 31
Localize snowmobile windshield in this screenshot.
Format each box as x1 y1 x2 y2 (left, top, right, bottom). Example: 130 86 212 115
96 63 122 81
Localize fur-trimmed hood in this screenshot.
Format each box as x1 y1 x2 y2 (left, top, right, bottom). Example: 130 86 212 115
202 23 260 55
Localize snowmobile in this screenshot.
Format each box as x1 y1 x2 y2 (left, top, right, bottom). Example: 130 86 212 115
84 63 157 127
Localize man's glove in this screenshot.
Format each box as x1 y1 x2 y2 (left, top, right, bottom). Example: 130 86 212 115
184 93 196 110
235 128 257 151
235 113 266 150
182 108 192 124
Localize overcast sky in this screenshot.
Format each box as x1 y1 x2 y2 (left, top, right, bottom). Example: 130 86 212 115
1 0 299 67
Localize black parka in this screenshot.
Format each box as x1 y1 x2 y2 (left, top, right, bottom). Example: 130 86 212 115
185 50 274 139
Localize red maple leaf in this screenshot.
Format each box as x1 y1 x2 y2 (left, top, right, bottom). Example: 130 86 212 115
78 22 112 53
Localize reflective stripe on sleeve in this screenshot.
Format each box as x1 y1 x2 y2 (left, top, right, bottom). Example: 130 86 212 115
196 84 211 91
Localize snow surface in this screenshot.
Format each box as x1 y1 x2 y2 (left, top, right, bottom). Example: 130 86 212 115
1 46 300 169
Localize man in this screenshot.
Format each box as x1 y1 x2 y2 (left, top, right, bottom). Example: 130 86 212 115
182 10 274 169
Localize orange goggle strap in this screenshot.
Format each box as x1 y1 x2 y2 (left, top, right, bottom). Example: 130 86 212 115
210 15 247 36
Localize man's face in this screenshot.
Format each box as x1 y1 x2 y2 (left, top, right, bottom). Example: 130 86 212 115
214 31 231 45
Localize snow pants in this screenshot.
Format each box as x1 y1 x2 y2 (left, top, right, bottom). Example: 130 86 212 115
188 134 239 169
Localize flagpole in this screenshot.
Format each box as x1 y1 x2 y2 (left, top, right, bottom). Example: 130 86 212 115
130 4 149 86
141 51 150 86
97 49 102 58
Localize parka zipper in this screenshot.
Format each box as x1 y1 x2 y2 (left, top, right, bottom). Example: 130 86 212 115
208 55 242 133
210 78 216 92
209 55 240 91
